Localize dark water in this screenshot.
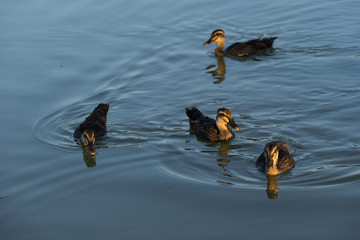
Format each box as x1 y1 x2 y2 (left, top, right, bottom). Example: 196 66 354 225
1 0 360 239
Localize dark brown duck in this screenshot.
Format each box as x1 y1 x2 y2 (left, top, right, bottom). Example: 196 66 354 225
256 141 295 175
73 103 109 155
185 107 240 141
203 29 277 57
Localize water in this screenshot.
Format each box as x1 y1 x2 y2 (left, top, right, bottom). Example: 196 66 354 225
1 0 360 239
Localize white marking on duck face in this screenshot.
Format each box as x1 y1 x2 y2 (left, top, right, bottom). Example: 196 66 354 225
80 133 88 145
219 115 229 124
215 35 225 43
212 30 225 37
215 115 234 140
85 131 95 141
270 147 279 164
217 110 231 119
81 130 95 145
266 146 280 175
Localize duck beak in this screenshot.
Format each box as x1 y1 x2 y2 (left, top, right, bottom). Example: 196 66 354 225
203 38 214 46
229 118 241 130
87 143 96 155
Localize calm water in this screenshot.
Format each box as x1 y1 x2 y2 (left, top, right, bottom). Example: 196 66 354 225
1 0 360 239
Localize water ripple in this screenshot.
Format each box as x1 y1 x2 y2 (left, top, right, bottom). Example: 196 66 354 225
155 115 360 196
32 102 149 153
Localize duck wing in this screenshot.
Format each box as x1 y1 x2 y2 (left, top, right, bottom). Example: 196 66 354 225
245 37 277 48
73 121 107 139
277 149 295 172
225 42 257 56
255 152 266 172
225 37 277 56
193 120 220 141
73 103 109 138
186 107 215 130
186 107 220 141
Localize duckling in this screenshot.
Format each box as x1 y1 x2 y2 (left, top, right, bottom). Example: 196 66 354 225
73 103 109 155
256 141 295 175
203 29 277 57
185 107 240 141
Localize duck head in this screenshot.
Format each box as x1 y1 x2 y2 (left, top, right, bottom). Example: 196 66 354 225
216 108 241 130
264 143 280 175
203 29 226 46
80 129 96 155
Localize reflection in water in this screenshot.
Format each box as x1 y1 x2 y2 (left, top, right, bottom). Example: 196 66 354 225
202 141 238 186
201 141 247 186
218 143 231 157
266 174 279 199
217 159 232 176
205 57 226 84
205 56 263 84
217 158 234 186
82 146 96 168
203 141 241 158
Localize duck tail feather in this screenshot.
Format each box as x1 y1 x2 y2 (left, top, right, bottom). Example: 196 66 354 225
262 37 277 47
185 107 205 120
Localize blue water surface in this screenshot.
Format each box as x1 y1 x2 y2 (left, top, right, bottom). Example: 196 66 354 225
1 0 360 239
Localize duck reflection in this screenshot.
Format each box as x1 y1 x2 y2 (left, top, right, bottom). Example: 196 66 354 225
218 142 231 157
204 141 234 157
217 158 233 177
217 158 234 186
82 146 96 168
199 141 236 185
266 174 279 199
216 141 243 185
205 56 226 84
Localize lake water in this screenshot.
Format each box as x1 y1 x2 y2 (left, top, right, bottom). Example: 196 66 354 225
1 0 360 239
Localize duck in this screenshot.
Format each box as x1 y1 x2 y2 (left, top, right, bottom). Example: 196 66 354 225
203 29 277 57
73 103 109 155
256 141 295 175
185 107 240 141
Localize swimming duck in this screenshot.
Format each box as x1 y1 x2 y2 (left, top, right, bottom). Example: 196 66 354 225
256 141 295 175
185 107 240 141
203 29 277 57
73 103 109 155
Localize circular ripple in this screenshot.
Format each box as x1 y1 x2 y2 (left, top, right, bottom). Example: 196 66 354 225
156 136 360 193
32 102 148 153
33 104 82 153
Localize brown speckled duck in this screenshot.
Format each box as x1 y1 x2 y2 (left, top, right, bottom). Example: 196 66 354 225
73 103 109 155
256 141 295 175
185 107 240 141
203 29 277 57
